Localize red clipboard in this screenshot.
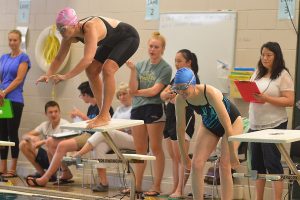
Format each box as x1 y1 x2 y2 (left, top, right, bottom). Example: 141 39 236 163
234 80 262 103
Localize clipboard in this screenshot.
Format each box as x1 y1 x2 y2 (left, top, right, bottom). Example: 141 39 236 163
52 131 80 139
233 80 262 103
0 99 14 118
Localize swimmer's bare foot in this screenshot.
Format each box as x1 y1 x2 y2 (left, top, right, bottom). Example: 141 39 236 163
86 115 111 128
86 117 96 124
86 114 103 125
229 142 240 169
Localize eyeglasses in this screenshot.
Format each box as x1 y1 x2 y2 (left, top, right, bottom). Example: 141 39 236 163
171 75 195 92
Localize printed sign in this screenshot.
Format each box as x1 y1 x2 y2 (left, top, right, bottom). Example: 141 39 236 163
145 0 160 20
18 0 31 24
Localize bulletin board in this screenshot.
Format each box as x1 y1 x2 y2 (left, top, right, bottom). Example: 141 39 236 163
159 11 237 93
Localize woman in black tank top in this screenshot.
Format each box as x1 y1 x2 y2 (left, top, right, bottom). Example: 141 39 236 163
36 7 140 128
160 49 199 198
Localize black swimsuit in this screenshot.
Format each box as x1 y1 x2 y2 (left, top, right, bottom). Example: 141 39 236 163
76 16 140 67
186 85 241 137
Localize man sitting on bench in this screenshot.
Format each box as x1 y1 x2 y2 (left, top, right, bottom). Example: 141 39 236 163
20 101 68 181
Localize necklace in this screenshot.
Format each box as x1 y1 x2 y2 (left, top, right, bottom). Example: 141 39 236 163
261 79 272 93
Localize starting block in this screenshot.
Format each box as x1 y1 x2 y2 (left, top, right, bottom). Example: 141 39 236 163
60 119 147 200
0 141 15 146
63 154 156 167
0 141 15 183
233 170 300 181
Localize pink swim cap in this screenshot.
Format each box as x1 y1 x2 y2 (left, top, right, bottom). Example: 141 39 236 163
56 7 78 26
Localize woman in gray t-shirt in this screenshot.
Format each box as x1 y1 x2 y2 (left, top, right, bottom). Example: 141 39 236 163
125 32 172 197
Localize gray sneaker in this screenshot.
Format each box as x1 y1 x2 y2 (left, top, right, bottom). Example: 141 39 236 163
92 183 109 192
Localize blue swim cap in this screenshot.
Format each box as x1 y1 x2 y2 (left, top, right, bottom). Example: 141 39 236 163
174 67 196 85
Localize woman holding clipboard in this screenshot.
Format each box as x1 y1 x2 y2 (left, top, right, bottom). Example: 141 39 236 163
249 42 294 200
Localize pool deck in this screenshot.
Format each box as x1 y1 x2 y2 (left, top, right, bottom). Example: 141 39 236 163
0 176 193 200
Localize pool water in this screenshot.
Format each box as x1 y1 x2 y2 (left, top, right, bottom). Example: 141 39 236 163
0 192 75 200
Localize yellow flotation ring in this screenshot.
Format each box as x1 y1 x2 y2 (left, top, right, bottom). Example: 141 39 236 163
35 25 70 73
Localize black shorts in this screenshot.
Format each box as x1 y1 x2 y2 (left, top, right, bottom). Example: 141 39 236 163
163 106 195 141
94 23 140 67
131 104 166 124
250 121 288 174
35 148 50 170
206 101 241 137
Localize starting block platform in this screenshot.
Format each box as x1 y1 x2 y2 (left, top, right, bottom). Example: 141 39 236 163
0 141 15 183
0 141 15 146
60 119 149 200
63 154 156 166
60 119 144 132
123 153 156 161
233 170 300 181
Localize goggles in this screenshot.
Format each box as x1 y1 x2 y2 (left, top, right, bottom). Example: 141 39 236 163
57 25 67 34
171 75 195 92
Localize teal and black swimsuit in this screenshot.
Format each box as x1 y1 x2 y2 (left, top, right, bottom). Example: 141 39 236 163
186 85 240 137
75 16 140 67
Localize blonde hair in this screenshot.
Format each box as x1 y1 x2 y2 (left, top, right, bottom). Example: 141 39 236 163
148 31 166 49
116 82 129 100
9 29 22 41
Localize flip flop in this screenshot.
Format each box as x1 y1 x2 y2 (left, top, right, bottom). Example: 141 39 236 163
121 188 131 194
49 174 57 182
53 178 74 185
144 190 160 197
121 188 143 195
2 170 17 178
26 177 45 187
26 172 42 179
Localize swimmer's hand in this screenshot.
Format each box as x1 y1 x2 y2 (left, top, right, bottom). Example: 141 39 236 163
36 75 50 85
49 74 67 85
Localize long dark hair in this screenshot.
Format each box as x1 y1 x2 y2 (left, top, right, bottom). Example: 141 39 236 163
256 42 289 80
177 49 199 75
